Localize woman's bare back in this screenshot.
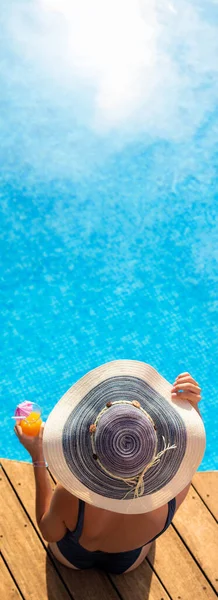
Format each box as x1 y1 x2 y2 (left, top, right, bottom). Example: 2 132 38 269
57 482 190 553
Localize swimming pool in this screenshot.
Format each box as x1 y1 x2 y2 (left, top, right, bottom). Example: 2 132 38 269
0 1 217 470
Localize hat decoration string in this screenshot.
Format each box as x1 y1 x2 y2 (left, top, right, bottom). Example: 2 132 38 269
89 400 177 499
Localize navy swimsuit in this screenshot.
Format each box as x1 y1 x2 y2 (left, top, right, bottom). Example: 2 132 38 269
57 497 176 574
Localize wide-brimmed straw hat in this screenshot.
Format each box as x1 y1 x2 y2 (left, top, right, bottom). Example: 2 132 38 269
43 360 206 514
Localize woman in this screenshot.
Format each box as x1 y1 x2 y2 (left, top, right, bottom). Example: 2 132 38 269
15 361 205 575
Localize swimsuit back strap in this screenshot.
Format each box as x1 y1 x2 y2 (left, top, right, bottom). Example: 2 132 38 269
70 497 176 546
146 497 176 545
166 497 176 527
70 499 85 542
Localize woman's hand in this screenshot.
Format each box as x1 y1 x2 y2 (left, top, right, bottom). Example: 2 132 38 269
14 422 45 462
171 372 201 409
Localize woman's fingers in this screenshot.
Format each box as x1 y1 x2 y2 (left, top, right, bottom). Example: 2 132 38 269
172 382 201 394
175 372 190 378
175 375 197 384
172 391 201 404
39 422 45 439
172 373 202 406
14 424 23 438
14 425 30 441
175 374 199 386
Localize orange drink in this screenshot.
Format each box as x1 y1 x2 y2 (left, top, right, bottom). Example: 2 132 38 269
13 401 42 436
20 411 42 436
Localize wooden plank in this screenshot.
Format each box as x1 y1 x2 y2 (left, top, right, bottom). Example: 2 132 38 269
0 558 23 600
2 460 217 600
2 460 172 600
0 469 71 600
192 471 218 520
1 460 121 600
112 512 216 600
149 524 217 600
111 558 171 600
173 484 218 592
112 478 217 600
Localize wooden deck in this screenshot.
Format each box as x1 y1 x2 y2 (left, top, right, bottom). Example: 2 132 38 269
0 460 217 600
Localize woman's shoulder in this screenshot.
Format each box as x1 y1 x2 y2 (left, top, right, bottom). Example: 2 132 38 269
53 483 77 498
53 481 191 522
53 484 79 515
175 482 191 511
52 484 82 530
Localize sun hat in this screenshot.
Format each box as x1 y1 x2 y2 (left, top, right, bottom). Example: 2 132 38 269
43 360 206 514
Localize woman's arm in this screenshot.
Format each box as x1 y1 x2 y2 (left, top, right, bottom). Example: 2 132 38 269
14 424 67 542
175 482 192 511
171 371 203 510
33 473 67 542
31 450 53 525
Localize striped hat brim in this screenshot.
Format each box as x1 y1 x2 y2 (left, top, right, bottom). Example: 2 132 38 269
43 360 206 514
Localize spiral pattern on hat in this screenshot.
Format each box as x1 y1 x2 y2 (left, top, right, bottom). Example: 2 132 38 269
94 404 156 478
62 376 187 499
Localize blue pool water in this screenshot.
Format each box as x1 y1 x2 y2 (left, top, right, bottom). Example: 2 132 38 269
0 1 217 469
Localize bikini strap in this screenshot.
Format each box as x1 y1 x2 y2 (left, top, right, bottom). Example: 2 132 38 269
166 497 176 527
71 497 176 545
70 499 85 542
146 497 176 545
